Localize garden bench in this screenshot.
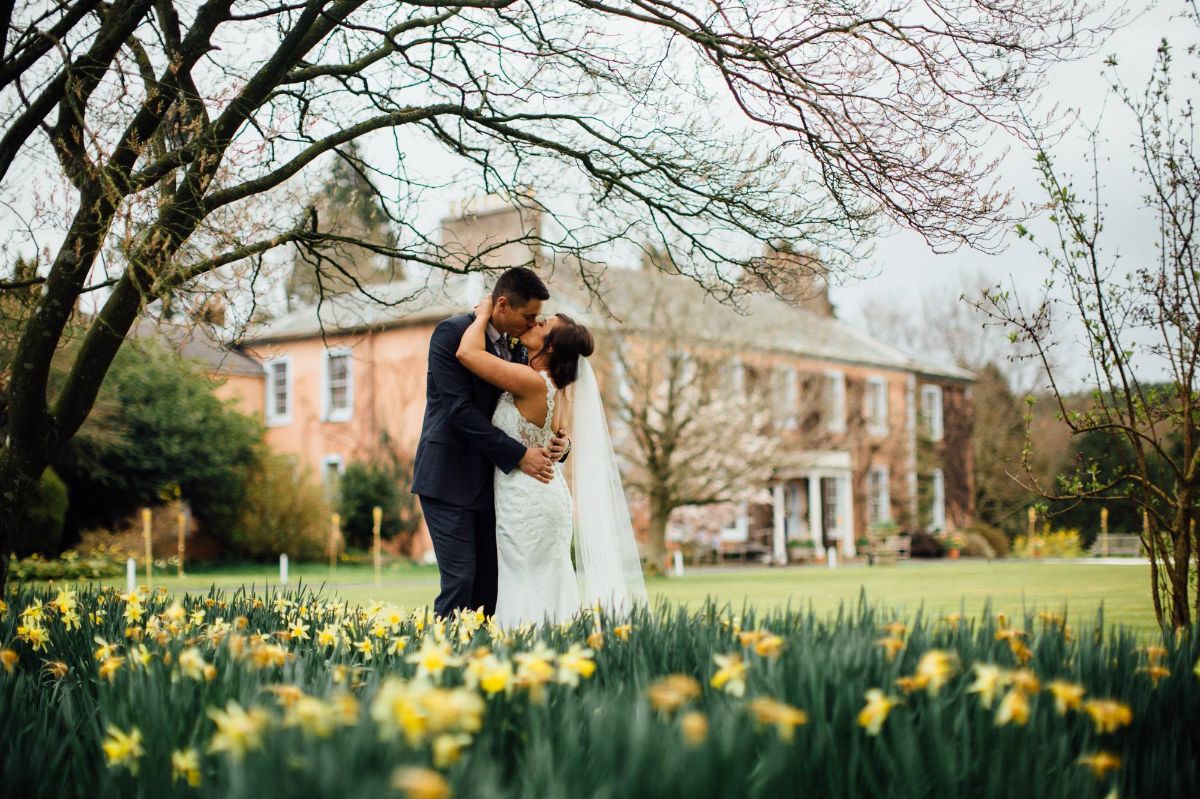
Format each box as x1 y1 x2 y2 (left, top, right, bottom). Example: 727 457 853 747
867 536 911 565
1087 534 1143 557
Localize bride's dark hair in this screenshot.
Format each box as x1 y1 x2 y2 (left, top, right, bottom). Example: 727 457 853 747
541 313 594 388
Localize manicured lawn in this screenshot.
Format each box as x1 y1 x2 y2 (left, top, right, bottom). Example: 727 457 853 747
73 558 1158 633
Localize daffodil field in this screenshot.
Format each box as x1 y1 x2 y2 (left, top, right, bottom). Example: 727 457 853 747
1 584 1198 799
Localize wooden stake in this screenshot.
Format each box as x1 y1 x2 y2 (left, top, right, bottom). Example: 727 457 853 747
373 506 383 588
1100 506 1109 558
177 510 187 577
1026 506 1036 538
141 508 153 591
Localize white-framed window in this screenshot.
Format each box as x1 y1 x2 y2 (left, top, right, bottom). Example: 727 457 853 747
865 376 889 436
264 357 292 427
323 348 353 422
322 454 345 499
921 384 945 442
822 370 846 433
868 466 891 525
771 366 799 429
930 468 946 531
725 357 746 394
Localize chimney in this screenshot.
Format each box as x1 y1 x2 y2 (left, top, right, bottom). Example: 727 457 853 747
440 193 542 272
742 244 835 317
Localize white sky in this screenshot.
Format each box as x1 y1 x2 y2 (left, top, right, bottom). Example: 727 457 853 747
831 2 1178 347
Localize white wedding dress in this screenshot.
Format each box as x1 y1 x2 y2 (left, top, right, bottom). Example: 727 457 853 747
492 371 580 628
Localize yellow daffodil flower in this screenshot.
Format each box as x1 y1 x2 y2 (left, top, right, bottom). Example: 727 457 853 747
1077 751 1122 779
858 689 901 736
178 647 208 681
98 656 125 682
556 644 597 687
1083 699 1133 734
913 650 957 695
711 653 748 697
1046 680 1086 714
876 636 905 661
882 621 908 639
1 648 18 675
679 711 708 746
648 674 702 714
102 725 143 774
1137 665 1170 687
748 697 808 741
432 732 473 768
172 747 202 787
967 664 1010 708
406 639 461 680
391 766 451 799
613 624 633 642
995 688 1031 726
42 660 69 679
207 701 269 761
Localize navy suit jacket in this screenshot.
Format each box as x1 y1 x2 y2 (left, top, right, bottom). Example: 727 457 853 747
412 313 527 508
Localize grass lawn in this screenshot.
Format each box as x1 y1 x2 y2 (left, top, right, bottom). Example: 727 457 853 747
71 558 1159 634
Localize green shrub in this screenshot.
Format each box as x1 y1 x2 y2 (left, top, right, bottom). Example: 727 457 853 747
1014 529 1085 558
7 549 123 581
964 522 1010 558
229 451 328 560
961 532 995 558
338 442 420 554
11 468 69 557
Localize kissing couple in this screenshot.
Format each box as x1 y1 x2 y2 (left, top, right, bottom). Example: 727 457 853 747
412 267 647 628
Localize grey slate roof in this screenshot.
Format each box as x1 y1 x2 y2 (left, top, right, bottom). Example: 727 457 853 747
130 318 264 377
236 268 973 382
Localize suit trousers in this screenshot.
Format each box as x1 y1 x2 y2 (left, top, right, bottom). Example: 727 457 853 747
419 495 498 618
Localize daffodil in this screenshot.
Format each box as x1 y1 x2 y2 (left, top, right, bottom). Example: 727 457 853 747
266 684 304 706
98 656 125 682
1137 665 1170 686
1083 699 1133 734
1046 680 1086 714
858 689 900 736
387 636 410 656
52 590 76 615
967 664 1010 708
1 648 18 675
94 636 119 662
711 653 748 697
513 643 557 701
355 638 374 661
613 624 633 642
648 674 701 714
882 621 908 639
1077 751 1122 779
556 644 597 687
391 767 451 799
749 697 808 741
995 687 1031 726
317 625 340 648
171 748 202 787
679 711 708 746
207 701 269 761
876 636 905 661
913 650 957 695
432 732 473 768
42 660 68 679
178 647 208 681
101 725 144 773
17 624 48 652
284 695 339 737
406 639 461 680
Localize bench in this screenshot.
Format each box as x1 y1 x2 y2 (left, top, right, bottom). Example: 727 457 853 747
867 535 911 565
1088 533 1143 557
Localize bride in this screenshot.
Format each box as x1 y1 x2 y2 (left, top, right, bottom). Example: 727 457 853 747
456 296 647 627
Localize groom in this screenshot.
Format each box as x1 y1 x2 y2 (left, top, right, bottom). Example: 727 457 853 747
413 267 569 618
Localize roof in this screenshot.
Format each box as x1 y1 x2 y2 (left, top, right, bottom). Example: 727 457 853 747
129 317 264 377
239 277 469 344
549 266 975 382
236 267 973 382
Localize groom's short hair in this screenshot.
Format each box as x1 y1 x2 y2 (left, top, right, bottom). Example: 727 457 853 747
492 267 549 307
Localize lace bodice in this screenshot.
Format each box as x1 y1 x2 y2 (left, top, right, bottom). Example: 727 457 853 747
492 370 557 448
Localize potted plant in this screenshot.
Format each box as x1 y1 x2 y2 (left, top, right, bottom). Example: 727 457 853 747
787 538 815 562
942 532 966 559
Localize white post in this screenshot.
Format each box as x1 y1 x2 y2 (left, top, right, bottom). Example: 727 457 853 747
827 547 838 570
771 483 787 565
279 554 289 586
808 476 824 550
672 549 684 577
125 558 136 593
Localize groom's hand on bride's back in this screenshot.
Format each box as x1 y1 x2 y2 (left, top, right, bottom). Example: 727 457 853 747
519 446 555 483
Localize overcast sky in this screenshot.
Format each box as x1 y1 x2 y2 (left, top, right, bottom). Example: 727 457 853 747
832 1 1179 344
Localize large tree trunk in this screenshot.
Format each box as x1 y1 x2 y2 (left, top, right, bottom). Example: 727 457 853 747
0 448 43 592
645 496 673 576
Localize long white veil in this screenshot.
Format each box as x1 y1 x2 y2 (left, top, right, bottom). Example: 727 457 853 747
570 356 648 614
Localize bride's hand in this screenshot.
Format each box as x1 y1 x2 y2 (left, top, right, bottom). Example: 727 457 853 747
473 296 494 318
